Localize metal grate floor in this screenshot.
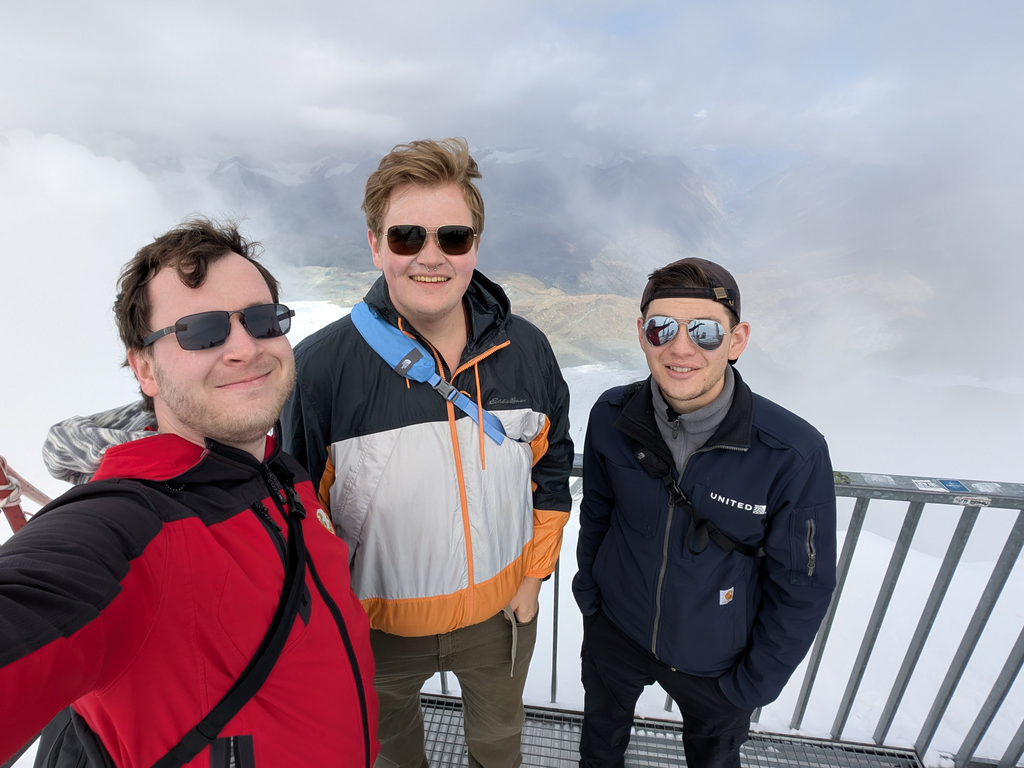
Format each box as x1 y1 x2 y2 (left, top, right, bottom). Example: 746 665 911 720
422 695 924 768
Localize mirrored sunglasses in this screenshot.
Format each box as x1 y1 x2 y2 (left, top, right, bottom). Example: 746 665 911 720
143 303 295 351
386 225 478 256
643 315 727 351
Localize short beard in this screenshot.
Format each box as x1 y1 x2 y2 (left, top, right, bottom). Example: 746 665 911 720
154 361 296 449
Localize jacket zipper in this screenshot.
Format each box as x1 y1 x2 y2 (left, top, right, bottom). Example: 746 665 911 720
306 553 372 768
649 443 746 657
805 518 817 577
650 500 675 655
260 468 372 768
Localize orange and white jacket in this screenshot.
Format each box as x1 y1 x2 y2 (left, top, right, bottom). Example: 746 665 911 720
283 272 574 637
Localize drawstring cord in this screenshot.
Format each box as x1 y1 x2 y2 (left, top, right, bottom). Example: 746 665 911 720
502 606 519 677
474 362 485 469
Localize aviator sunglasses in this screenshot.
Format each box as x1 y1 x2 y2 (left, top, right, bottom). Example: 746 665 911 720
386 225 478 256
143 303 295 351
643 316 728 351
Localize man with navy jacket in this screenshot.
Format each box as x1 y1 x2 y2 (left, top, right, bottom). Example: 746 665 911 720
573 257 837 768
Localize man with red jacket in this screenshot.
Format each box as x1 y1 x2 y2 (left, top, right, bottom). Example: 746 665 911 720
0 219 378 767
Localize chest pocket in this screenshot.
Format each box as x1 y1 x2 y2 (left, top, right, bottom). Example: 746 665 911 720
606 458 661 539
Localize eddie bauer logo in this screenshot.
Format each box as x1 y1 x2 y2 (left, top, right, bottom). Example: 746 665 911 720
709 491 766 515
487 396 527 406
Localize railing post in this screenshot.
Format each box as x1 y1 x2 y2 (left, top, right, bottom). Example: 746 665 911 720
832 501 924 739
790 496 870 730
873 505 980 744
915 509 1024 757
551 558 559 704
997 714 1024 768
953 624 1024 768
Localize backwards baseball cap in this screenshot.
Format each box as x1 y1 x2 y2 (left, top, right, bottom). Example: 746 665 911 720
640 257 741 321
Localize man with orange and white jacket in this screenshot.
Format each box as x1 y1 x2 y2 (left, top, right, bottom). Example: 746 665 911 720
283 138 573 768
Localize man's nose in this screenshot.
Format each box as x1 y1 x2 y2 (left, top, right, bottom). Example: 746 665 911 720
221 313 260 358
416 235 447 265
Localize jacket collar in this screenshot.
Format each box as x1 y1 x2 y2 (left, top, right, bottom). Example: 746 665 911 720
92 426 283 483
363 269 512 357
614 368 754 466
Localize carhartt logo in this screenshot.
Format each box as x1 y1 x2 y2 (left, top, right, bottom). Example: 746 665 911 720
709 491 767 515
720 588 734 605
316 509 334 533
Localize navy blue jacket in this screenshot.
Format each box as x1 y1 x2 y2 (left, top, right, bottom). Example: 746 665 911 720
573 370 837 710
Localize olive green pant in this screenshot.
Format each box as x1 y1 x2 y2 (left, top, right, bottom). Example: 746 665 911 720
370 612 538 768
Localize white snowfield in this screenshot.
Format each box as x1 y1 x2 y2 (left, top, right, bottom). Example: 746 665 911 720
4 302 1022 768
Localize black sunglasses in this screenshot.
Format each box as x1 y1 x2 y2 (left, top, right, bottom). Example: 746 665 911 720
643 316 728 351
143 303 295 351
386 225 478 256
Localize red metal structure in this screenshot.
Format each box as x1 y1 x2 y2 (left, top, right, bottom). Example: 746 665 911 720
0 456 51 534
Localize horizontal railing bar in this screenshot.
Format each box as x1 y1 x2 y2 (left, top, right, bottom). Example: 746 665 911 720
955 624 1024 767
834 471 1024 509
915 509 1024 757
874 506 981 745
832 501 924 739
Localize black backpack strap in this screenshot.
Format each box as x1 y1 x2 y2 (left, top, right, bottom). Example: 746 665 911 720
685 503 766 559
631 443 765 559
151 483 308 768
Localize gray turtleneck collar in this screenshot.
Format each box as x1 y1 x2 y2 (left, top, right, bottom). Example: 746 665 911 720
651 364 735 475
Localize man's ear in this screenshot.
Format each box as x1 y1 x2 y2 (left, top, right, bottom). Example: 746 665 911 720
368 228 383 270
728 321 751 361
127 348 159 399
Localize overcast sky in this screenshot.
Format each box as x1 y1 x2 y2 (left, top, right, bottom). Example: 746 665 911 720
2 1 1022 164
2 1 1023 494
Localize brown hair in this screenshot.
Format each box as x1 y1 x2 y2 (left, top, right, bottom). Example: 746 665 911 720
641 258 741 326
114 216 279 411
362 138 485 238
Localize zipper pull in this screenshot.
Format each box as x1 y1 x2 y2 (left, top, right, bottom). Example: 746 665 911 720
672 418 680 440
252 500 281 533
806 519 817 577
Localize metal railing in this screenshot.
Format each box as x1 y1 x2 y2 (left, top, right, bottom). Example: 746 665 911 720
516 460 1024 768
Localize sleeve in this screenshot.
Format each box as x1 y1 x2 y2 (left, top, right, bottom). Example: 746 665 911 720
0 494 163 762
525 340 575 579
718 442 838 710
571 401 614 617
281 353 332 508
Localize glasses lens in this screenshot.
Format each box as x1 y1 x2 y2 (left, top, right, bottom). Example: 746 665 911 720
644 316 679 347
241 304 293 339
686 319 726 350
387 225 427 256
436 226 476 256
176 311 231 350
644 317 726 350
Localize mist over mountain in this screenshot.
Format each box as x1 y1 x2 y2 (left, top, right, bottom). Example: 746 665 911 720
208 148 730 297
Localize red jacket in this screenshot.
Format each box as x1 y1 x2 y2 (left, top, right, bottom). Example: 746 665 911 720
0 432 378 767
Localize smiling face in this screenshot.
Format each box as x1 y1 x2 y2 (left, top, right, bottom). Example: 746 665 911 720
638 297 750 414
127 252 296 458
368 183 478 335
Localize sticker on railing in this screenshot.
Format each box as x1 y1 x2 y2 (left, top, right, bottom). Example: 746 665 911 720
970 481 1002 493
912 479 945 492
862 474 896 486
953 495 992 507
938 479 970 492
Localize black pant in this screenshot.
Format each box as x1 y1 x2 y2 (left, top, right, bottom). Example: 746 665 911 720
579 612 752 768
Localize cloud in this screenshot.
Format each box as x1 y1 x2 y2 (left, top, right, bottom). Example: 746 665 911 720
0 131 172 498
